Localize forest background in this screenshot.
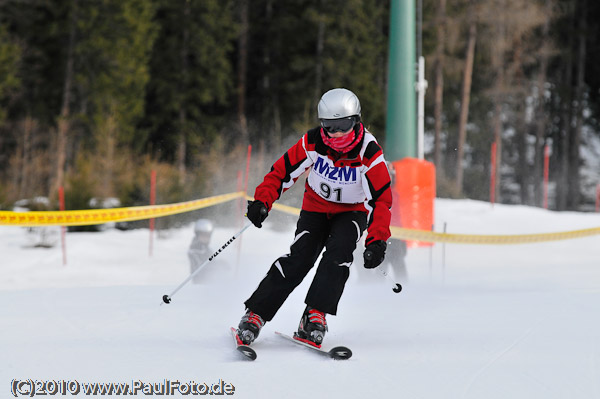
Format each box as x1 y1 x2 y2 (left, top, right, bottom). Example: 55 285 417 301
1 0 599 220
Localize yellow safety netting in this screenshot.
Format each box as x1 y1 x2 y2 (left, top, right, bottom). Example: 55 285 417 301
0 192 244 227
2 191 599 244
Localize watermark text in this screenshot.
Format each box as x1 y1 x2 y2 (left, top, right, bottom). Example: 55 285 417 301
10 379 235 397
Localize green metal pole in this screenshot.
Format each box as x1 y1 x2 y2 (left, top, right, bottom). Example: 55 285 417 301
385 0 416 161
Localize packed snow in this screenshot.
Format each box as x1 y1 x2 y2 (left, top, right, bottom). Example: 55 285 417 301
2 199 600 399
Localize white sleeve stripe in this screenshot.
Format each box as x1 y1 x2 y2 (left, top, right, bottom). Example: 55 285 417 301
365 154 386 172
281 157 313 191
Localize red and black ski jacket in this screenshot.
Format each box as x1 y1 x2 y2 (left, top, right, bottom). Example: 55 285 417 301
254 123 392 245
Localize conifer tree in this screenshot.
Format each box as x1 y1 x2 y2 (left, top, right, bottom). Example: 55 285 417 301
73 0 157 196
143 0 236 178
0 23 21 124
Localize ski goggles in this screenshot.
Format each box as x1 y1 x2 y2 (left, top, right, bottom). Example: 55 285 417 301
320 116 359 134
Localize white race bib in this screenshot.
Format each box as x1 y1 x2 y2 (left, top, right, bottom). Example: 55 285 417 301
307 156 366 204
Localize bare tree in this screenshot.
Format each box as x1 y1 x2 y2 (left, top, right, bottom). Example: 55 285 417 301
556 2 575 211
52 0 77 199
97 111 118 197
533 0 553 207
432 0 447 171
314 0 325 107
454 3 476 194
568 0 587 208
177 0 191 185
478 0 546 204
512 36 530 204
18 117 34 199
237 0 249 143
262 0 282 150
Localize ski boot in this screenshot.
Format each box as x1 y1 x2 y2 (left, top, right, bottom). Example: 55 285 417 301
237 310 265 345
295 306 328 348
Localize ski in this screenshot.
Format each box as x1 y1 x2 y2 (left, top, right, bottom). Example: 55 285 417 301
230 327 257 361
274 331 352 360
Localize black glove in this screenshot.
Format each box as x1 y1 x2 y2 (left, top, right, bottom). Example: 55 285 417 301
246 200 268 228
363 240 387 269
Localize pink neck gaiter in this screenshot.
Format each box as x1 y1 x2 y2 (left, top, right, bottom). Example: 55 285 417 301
320 124 364 154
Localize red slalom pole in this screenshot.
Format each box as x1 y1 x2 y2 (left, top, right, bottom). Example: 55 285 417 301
543 145 550 209
237 170 243 224
149 170 156 257
59 186 67 266
490 142 497 206
244 145 252 194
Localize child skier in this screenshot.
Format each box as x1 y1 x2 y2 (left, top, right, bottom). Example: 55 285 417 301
237 88 392 347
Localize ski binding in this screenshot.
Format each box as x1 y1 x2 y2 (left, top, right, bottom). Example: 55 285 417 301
231 327 257 361
274 331 352 360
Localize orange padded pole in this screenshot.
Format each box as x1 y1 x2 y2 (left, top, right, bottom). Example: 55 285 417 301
391 158 436 248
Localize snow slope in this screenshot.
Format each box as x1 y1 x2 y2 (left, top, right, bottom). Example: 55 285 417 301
2 199 600 399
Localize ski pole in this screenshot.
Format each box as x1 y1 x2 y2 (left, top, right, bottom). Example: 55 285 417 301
364 249 403 293
161 222 254 305
379 267 402 294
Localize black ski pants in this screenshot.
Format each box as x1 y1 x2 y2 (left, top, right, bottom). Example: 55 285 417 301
245 210 367 321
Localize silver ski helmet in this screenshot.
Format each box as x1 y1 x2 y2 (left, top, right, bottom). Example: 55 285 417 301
194 219 214 235
318 88 361 119
318 89 360 134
